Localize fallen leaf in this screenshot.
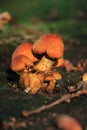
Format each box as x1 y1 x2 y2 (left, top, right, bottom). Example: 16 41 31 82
0 12 11 29
62 59 87 72
62 59 79 72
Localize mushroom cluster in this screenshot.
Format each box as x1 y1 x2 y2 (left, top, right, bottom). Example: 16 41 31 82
11 34 64 94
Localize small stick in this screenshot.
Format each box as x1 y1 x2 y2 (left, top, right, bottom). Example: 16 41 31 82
22 89 87 117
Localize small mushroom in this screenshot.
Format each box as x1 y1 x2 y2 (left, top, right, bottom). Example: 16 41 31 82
11 43 37 73
12 42 38 64
11 55 33 89
32 34 64 73
44 69 62 92
11 55 33 73
11 42 45 93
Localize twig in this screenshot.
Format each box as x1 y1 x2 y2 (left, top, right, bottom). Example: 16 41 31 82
10 20 43 35
22 89 87 117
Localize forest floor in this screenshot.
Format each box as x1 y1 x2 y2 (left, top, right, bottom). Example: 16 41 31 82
0 16 87 130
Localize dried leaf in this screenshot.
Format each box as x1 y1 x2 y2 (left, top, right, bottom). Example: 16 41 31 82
62 59 79 72
62 59 86 72
2 117 27 130
0 12 11 29
77 60 87 71
0 12 11 23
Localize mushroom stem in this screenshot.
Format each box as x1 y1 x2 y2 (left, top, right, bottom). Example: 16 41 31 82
46 79 56 92
34 56 54 73
28 72 45 94
44 70 62 92
19 72 30 89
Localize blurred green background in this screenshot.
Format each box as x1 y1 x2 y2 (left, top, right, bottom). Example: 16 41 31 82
0 0 87 38
0 0 87 70
0 0 87 21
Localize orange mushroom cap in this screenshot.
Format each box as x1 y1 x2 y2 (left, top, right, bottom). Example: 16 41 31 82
45 70 62 81
11 55 33 72
33 34 64 59
12 42 38 63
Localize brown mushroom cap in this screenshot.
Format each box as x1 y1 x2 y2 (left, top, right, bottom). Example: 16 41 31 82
33 34 64 59
12 42 38 63
11 55 33 72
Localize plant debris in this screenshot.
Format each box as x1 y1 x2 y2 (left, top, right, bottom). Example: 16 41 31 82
21 73 87 117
